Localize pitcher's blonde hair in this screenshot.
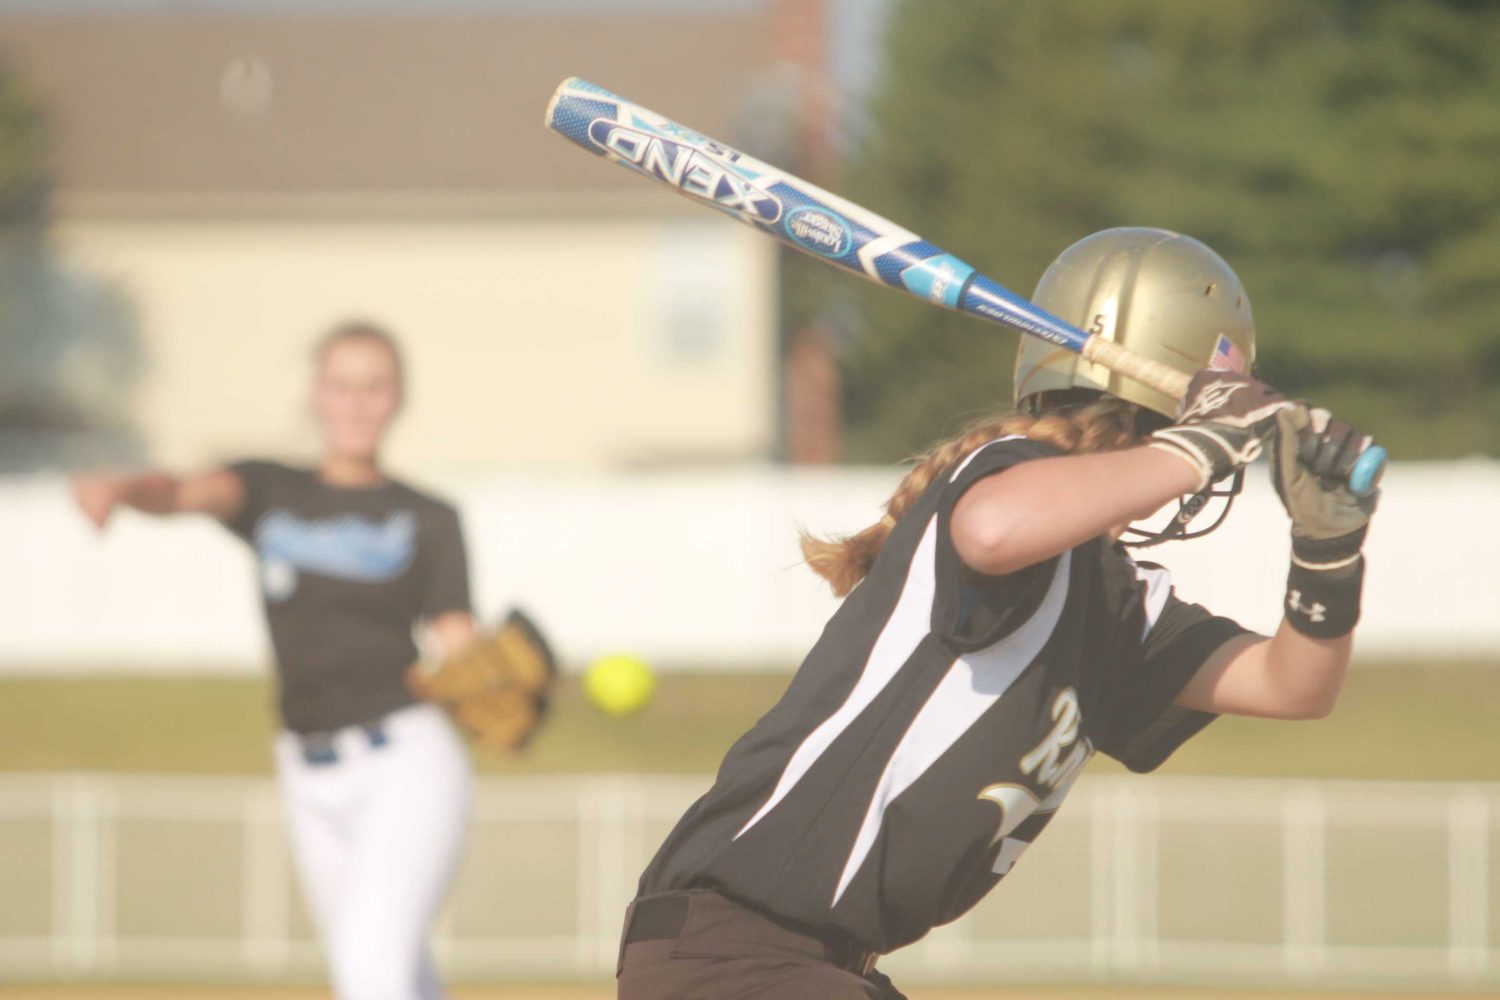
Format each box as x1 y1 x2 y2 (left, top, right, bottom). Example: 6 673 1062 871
802 396 1146 596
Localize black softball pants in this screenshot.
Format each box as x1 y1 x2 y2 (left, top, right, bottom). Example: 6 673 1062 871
616 890 907 1000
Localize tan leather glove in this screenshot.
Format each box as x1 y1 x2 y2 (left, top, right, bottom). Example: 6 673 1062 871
407 607 557 754
1271 405 1378 571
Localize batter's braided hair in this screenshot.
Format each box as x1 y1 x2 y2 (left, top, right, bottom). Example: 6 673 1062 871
801 395 1145 596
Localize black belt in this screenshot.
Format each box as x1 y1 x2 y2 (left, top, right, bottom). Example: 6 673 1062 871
623 891 880 977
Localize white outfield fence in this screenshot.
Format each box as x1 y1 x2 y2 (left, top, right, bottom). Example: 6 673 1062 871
5 461 1500 672
0 773 1496 990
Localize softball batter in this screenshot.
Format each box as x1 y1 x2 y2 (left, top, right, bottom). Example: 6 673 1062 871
72 321 473 1000
617 228 1378 999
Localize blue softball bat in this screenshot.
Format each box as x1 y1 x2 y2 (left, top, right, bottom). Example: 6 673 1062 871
545 76 1387 498
543 78 1095 356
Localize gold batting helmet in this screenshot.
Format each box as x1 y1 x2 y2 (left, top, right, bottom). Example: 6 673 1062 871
1013 227 1256 419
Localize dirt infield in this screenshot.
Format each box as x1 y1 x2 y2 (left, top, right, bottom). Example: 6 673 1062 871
6 986 1496 1000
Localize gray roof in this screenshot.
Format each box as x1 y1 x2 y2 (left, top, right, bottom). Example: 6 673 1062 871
0 3 796 214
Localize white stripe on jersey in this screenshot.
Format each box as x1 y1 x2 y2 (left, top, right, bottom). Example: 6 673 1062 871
734 517 940 841
1131 560 1173 640
832 549 1073 904
733 437 1026 842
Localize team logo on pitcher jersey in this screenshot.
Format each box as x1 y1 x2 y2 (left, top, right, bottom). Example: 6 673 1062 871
978 687 1093 875
253 509 417 601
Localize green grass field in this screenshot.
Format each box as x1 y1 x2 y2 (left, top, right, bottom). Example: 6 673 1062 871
2 661 1498 780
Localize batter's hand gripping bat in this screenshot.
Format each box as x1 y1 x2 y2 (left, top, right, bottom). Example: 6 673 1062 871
544 77 1385 496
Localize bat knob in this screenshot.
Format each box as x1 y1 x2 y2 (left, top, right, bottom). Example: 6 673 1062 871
1348 444 1387 498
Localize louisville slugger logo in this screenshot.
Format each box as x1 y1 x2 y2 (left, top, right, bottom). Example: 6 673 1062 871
588 119 782 224
784 206 852 257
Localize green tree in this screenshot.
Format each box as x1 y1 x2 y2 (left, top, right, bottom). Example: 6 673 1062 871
821 0 1500 461
0 57 52 434
0 60 46 226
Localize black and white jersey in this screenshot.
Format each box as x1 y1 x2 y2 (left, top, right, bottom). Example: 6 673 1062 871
637 437 1252 954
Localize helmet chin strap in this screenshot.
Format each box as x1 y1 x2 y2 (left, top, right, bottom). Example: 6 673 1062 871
1120 469 1244 548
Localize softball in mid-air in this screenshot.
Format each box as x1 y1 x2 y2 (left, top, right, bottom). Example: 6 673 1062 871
583 653 656 717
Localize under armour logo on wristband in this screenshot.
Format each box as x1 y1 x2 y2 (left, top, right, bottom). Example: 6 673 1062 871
1287 589 1327 622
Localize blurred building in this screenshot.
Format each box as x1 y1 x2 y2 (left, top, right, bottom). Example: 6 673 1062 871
0 0 839 475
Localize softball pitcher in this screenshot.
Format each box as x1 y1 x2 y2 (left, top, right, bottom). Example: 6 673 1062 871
616 228 1379 999
72 321 473 1000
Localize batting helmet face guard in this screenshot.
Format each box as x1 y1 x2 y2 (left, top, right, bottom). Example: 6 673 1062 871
1014 227 1259 546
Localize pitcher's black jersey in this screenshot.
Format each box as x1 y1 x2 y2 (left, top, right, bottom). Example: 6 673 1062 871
637 437 1251 954
225 461 472 734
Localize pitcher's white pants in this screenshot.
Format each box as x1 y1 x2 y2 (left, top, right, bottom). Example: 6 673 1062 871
274 702 472 1000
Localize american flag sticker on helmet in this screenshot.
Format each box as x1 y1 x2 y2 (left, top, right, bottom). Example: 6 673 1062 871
1208 334 1247 373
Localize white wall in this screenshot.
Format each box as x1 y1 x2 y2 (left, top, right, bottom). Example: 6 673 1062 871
2 461 1495 672
54 214 777 474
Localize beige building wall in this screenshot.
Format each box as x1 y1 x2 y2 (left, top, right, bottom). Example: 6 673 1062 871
54 213 777 475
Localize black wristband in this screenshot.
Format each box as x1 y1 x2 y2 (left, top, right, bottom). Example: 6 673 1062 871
1284 556 1365 639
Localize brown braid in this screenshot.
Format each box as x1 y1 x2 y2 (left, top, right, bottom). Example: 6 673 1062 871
801 396 1145 596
